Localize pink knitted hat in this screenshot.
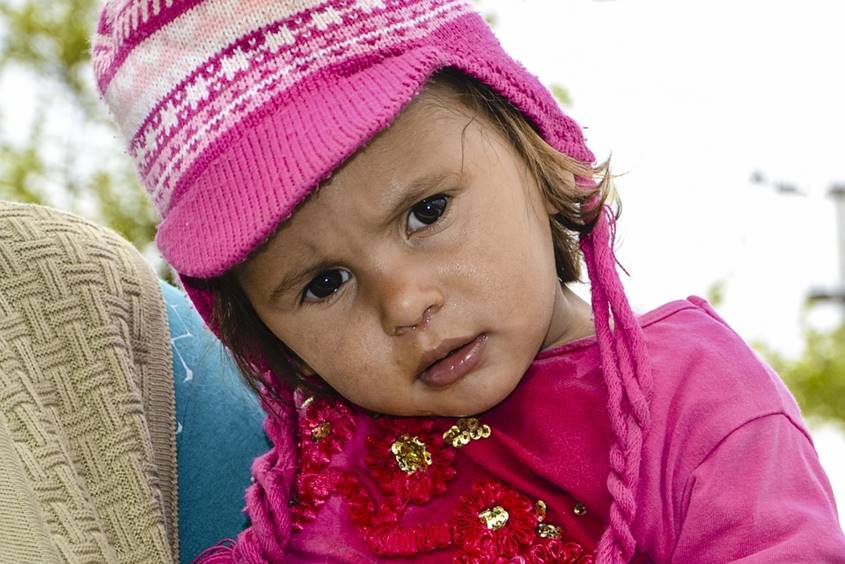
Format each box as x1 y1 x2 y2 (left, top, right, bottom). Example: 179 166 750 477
90 0 592 278
91 2 653 562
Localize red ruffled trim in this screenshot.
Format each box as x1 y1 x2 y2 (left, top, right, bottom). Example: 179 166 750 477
297 395 355 472
452 480 535 559
365 417 456 505
335 467 453 557
285 396 596 562
527 539 593 563
291 394 355 530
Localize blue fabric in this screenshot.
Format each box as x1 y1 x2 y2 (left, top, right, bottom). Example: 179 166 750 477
160 281 271 563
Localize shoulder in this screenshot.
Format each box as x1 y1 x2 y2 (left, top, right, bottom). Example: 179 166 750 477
641 295 802 421
632 297 820 558
632 298 845 562
640 295 810 477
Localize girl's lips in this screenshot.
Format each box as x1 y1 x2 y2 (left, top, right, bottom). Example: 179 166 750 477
417 334 488 388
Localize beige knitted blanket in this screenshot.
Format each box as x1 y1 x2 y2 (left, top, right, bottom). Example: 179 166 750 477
0 202 178 563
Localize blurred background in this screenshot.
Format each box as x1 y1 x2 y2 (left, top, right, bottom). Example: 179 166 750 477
1 0 843 515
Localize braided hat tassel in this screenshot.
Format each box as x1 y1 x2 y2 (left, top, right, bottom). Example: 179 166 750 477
580 206 654 563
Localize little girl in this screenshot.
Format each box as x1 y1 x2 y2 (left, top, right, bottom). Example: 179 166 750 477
91 0 845 562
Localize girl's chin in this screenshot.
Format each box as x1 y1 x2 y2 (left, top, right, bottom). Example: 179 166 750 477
349 361 525 417
427 379 521 417
367 392 504 418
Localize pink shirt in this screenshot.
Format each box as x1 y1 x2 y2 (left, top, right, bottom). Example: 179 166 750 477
285 297 845 562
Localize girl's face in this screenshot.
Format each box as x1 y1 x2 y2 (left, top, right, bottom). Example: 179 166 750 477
237 84 594 417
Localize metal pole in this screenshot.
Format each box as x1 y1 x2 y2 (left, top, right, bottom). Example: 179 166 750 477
832 184 845 293
808 184 845 307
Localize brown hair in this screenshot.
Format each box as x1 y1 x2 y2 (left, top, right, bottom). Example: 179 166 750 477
200 68 617 403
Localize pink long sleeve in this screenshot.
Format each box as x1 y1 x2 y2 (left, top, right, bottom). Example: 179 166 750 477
671 412 845 562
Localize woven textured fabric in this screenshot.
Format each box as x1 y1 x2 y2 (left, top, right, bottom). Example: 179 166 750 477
90 0 594 277
0 201 178 563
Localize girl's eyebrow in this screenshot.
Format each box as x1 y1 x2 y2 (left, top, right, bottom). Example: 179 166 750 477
269 265 317 304
266 240 324 304
379 170 461 226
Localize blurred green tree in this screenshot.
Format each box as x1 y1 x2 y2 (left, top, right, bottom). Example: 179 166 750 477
0 0 159 264
754 318 845 430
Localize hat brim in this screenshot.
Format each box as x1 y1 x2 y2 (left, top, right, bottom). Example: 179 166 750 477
157 18 593 280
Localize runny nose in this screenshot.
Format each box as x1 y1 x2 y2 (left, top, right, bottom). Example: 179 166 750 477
391 300 443 336
379 274 443 336
394 304 436 335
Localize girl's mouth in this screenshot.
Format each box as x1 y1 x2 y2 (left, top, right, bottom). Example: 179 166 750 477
417 333 488 388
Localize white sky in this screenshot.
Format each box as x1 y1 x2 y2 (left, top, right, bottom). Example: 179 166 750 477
1 0 843 519
479 0 845 518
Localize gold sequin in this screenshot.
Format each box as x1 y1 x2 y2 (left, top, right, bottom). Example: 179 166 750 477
300 395 315 409
478 505 509 530
573 502 587 516
443 417 492 448
310 421 331 442
535 500 547 522
391 434 433 474
537 523 562 539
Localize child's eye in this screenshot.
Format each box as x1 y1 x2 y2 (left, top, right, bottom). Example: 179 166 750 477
407 194 449 233
303 269 350 302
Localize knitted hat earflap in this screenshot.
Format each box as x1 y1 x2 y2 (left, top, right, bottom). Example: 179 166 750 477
580 204 655 563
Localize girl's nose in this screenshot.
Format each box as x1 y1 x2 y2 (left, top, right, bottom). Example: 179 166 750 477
376 269 443 336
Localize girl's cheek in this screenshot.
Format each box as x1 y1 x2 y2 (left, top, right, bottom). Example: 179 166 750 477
311 316 372 372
